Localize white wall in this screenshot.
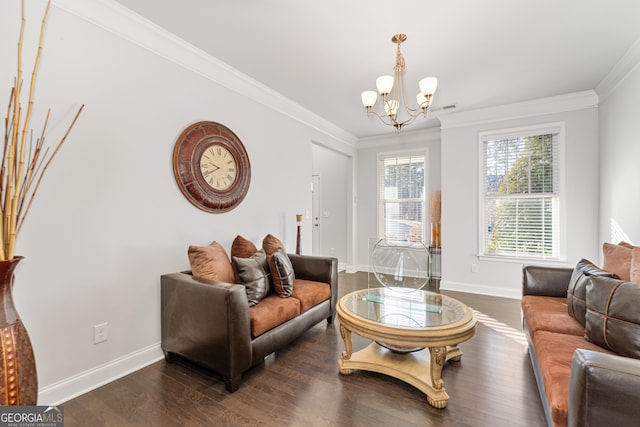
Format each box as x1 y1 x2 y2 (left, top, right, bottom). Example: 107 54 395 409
1 0 355 403
439 93 600 298
598 45 640 247
355 128 441 270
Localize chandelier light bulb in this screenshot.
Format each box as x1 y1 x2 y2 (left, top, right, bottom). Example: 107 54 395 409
384 99 399 117
376 75 394 95
419 77 438 96
361 90 378 108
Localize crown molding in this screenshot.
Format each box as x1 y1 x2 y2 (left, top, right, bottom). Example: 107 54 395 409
596 37 640 102
51 0 358 147
438 91 599 130
358 125 441 149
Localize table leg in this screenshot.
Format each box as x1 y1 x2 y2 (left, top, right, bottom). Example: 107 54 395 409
447 344 463 362
427 346 447 408
339 324 354 375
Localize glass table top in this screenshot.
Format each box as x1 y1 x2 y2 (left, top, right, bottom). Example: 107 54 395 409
340 287 469 330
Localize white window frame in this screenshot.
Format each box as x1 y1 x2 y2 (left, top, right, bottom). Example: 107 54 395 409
377 149 429 243
478 123 566 262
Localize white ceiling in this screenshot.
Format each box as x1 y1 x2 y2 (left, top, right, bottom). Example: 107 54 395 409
114 0 640 139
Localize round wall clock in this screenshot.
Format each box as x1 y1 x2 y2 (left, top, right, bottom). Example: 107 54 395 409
173 121 251 213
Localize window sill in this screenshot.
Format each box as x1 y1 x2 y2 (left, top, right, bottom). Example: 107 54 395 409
477 254 568 266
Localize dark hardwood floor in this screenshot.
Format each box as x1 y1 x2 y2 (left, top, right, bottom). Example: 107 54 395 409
63 272 546 426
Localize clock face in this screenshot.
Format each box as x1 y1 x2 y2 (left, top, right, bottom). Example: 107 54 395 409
172 121 251 213
199 145 237 190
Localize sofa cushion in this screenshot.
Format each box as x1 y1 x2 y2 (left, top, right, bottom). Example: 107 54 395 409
602 242 632 281
631 247 640 283
188 241 235 283
521 295 584 338
290 279 331 313
269 248 295 297
567 259 616 326
585 276 640 359
249 294 300 337
532 330 614 427
231 235 258 259
232 249 270 306
263 234 285 255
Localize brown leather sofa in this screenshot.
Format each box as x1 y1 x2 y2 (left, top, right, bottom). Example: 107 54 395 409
161 253 338 392
522 265 640 427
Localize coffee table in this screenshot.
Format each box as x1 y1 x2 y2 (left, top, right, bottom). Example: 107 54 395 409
337 287 476 408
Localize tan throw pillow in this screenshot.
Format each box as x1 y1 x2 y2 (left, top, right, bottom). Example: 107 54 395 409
232 250 270 306
263 234 285 256
188 241 235 283
585 275 640 359
269 247 295 297
602 242 632 281
632 247 640 283
231 235 258 259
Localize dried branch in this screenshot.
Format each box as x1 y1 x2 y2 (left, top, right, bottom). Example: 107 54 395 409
2 0 82 260
17 104 84 234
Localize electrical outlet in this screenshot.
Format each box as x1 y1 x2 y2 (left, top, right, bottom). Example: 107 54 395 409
94 323 108 344
471 263 479 273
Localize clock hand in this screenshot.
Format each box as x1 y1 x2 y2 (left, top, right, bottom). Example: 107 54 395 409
210 163 220 172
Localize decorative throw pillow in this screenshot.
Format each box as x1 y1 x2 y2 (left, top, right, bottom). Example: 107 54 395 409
232 250 270 306
263 234 285 256
188 241 235 283
269 247 295 297
567 259 616 326
585 276 640 359
231 235 258 259
602 242 632 281
631 247 640 283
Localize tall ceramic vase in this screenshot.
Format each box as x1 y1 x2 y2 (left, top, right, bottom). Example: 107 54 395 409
0 257 37 405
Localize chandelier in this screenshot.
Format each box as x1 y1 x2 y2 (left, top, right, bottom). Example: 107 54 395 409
361 34 438 132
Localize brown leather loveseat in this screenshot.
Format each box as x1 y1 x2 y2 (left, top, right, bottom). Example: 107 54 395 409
160 235 338 393
521 247 640 427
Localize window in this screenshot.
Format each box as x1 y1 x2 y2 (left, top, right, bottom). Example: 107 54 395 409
480 125 563 260
378 153 426 242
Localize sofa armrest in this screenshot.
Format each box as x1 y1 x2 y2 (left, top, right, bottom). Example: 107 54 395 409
569 349 640 427
160 272 252 385
522 265 573 297
288 253 338 319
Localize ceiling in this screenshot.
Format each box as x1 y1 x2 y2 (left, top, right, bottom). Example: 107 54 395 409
114 0 640 139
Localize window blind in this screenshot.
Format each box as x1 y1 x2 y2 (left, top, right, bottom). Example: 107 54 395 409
378 155 425 242
482 133 559 258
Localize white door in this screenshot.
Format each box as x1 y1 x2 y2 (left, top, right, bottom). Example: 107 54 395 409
311 174 321 255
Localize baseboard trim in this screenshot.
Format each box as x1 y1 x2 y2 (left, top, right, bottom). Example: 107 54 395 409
341 269 520 299
38 343 164 405
440 280 520 300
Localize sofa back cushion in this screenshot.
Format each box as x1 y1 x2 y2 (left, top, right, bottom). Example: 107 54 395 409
567 259 615 326
232 249 270 306
269 248 295 297
188 241 235 283
631 246 640 283
585 276 640 359
263 234 285 256
602 242 632 281
231 235 258 259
